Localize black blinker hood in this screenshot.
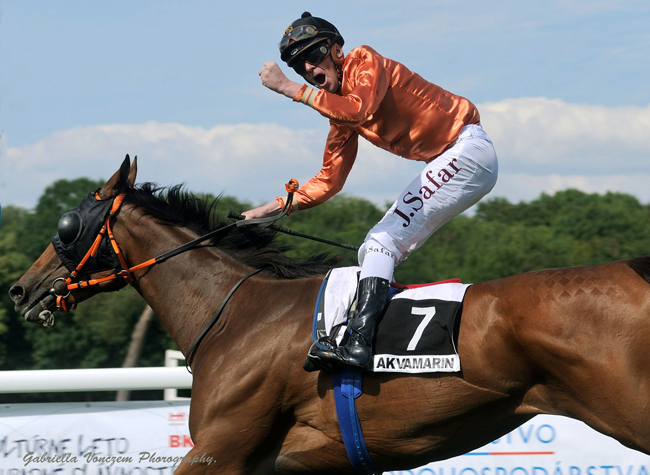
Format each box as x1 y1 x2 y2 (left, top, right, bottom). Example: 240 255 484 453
51 192 122 275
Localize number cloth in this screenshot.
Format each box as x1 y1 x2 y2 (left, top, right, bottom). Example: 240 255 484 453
312 267 471 374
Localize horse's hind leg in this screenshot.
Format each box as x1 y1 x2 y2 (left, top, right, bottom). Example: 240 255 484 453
507 264 650 455
578 367 650 455
523 320 650 455
549 371 650 456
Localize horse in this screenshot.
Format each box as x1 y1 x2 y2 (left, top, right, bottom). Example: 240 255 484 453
9 156 650 474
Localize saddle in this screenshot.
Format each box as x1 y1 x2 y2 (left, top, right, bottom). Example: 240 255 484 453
309 267 470 374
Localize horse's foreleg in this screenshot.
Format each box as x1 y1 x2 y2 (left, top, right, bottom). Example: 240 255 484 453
173 448 219 475
173 445 274 475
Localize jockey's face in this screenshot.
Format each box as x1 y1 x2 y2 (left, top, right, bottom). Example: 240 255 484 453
302 44 342 94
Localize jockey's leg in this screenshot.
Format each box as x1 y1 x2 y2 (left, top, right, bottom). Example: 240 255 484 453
362 124 498 269
310 274 392 370
305 242 395 371
310 124 498 371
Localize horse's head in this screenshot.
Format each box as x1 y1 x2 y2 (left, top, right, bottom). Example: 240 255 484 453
9 155 138 326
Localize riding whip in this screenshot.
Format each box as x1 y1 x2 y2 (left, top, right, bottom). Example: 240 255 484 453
228 179 359 252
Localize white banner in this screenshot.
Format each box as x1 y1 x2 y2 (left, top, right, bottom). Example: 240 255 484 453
1 402 648 474
386 415 650 475
0 401 194 475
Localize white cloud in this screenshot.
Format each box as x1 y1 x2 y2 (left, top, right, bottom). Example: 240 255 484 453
480 98 650 174
1 97 649 211
492 173 650 204
1 122 322 208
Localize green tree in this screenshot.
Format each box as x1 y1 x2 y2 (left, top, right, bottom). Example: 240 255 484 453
4 178 650 403
19 178 105 261
0 207 33 369
277 195 385 267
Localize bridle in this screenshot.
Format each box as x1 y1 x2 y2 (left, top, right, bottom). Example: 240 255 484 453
50 180 299 312
51 191 131 312
48 180 299 370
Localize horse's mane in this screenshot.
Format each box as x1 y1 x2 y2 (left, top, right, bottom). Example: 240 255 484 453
628 256 650 285
123 183 338 279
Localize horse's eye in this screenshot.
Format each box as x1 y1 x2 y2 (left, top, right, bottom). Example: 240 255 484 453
57 212 83 245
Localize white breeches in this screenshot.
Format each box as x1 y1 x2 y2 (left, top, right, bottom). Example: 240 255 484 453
358 124 498 269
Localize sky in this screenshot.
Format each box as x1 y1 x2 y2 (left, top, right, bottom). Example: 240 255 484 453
1 0 649 212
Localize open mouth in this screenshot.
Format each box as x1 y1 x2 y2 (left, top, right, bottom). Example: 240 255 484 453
314 73 326 86
22 292 57 326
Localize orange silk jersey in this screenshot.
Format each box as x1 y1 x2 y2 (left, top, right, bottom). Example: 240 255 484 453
286 45 480 211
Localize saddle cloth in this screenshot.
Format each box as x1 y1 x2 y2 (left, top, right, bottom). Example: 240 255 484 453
314 267 471 374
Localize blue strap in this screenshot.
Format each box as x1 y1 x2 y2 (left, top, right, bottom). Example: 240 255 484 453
333 369 380 475
310 275 380 475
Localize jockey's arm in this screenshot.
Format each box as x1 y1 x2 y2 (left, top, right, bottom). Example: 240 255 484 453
258 62 303 99
242 200 282 220
242 124 358 220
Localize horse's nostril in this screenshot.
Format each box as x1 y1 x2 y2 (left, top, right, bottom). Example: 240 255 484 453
9 285 26 303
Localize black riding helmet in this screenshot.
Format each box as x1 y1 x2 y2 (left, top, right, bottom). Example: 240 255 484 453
279 12 344 72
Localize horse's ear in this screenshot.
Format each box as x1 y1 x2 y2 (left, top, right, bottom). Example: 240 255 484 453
98 154 132 199
128 156 138 188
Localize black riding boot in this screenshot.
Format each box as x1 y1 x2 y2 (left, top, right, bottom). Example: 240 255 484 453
307 277 390 371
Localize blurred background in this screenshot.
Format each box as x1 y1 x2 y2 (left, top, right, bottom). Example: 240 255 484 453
0 0 648 401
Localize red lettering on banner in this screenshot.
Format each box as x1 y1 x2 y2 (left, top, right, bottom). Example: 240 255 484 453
402 192 423 211
394 207 411 227
168 412 187 425
170 435 195 447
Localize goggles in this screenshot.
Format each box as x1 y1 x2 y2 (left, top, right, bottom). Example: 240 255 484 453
292 44 331 76
279 25 319 54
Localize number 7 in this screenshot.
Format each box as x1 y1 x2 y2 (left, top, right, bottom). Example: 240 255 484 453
407 306 436 351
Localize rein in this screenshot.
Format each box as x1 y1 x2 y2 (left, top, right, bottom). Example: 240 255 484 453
52 193 242 311
227 211 359 251
49 181 300 370
184 268 262 371
50 178 354 370
51 181 300 312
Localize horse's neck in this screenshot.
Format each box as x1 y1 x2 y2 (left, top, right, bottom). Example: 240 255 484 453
115 208 254 355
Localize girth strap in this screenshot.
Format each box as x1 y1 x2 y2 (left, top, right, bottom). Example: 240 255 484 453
333 369 380 475
310 277 380 475
185 268 262 371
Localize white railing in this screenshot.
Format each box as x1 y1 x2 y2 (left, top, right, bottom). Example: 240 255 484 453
163 349 190 401
0 350 191 400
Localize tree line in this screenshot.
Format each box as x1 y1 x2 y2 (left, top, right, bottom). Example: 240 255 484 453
1 178 649 402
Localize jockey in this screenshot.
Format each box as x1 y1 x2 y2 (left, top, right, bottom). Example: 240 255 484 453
243 12 498 372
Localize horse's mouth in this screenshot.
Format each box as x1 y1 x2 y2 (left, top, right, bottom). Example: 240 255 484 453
21 292 57 326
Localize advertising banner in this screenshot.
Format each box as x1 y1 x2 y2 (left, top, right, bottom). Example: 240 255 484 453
387 416 650 475
1 402 649 474
0 401 194 475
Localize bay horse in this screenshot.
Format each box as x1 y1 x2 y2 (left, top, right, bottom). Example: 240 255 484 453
9 156 650 474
